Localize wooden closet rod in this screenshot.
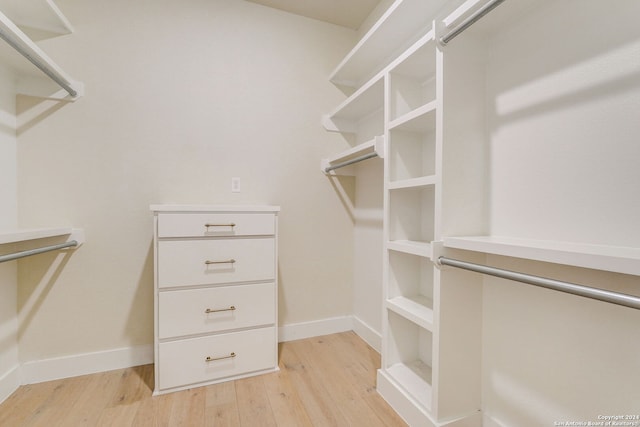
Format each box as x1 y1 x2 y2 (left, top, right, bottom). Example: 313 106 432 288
439 256 640 310
440 0 506 45
0 240 78 264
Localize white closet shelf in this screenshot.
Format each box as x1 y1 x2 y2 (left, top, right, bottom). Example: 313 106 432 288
0 227 85 246
0 4 83 100
322 75 384 133
389 101 437 132
0 0 73 35
387 296 434 331
329 0 448 87
443 236 640 276
388 240 432 258
388 175 436 190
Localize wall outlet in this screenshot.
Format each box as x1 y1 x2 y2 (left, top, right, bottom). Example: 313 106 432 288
231 177 241 193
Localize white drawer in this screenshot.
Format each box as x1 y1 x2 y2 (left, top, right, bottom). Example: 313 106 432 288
158 213 275 238
158 283 276 339
158 327 277 391
158 238 275 288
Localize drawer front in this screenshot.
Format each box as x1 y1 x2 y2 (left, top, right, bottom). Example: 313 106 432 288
158 327 276 390
158 213 275 238
158 238 275 288
158 283 276 339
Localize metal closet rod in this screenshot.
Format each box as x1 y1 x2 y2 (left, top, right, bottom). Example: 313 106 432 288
0 241 78 264
438 256 640 311
440 0 507 45
0 27 78 97
324 152 378 173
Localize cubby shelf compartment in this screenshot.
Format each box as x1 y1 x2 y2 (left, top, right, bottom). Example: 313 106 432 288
321 135 384 175
387 240 432 258
388 103 437 183
388 101 437 132
444 236 640 276
322 75 384 133
388 249 434 330
387 297 434 331
388 175 436 190
329 0 448 88
389 185 435 244
384 310 433 411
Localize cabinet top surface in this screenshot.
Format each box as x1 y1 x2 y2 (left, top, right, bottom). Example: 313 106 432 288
150 204 280 213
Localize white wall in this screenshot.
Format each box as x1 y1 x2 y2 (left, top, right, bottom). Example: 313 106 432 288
0 64 19 401
15 0 357 366
482 1 640 425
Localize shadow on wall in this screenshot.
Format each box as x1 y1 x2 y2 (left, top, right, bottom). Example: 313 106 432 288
16 95 73 137
15 237 74 344
125 240 155 350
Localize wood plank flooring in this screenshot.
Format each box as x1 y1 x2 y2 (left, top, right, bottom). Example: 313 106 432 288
0 332 407 426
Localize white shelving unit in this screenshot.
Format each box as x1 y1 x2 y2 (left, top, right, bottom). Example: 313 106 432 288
329 0 449 88
0 0 83 99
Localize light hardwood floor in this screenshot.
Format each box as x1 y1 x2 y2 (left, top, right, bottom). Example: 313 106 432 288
0 332 407 426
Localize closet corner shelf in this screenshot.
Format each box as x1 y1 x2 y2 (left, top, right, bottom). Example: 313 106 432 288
443 236 640 276
322 76 384 133
387 296 434 331
321 135 384 174
0 3 83 100
329 0 447 87
388 240 432 258
0 227 84 246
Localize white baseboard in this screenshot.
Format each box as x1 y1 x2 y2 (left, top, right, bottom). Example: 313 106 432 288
13 317 372 389
0 364 21 404
351 316 381 353
278 315 353 342
21 344 153 385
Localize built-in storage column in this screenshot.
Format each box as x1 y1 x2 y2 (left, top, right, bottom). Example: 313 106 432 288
378 24 484 426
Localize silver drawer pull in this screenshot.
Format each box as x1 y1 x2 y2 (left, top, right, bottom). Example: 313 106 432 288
205 352 236 362
205 259 236 265
205 305 236 314
205 223 236 229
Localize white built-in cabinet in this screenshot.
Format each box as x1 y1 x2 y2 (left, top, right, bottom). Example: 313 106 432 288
322 1 482 424
323 0 640 425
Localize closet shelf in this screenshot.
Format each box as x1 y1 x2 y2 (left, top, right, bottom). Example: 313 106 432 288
0 2 83 99
389 101 437 132
388 176 436 190
321 135 384 174
388 240 432 258
329 0 448 87
0 227 85 246
387 296 434 331
322 75 383 133
0 0 73 35
443 236 640 276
